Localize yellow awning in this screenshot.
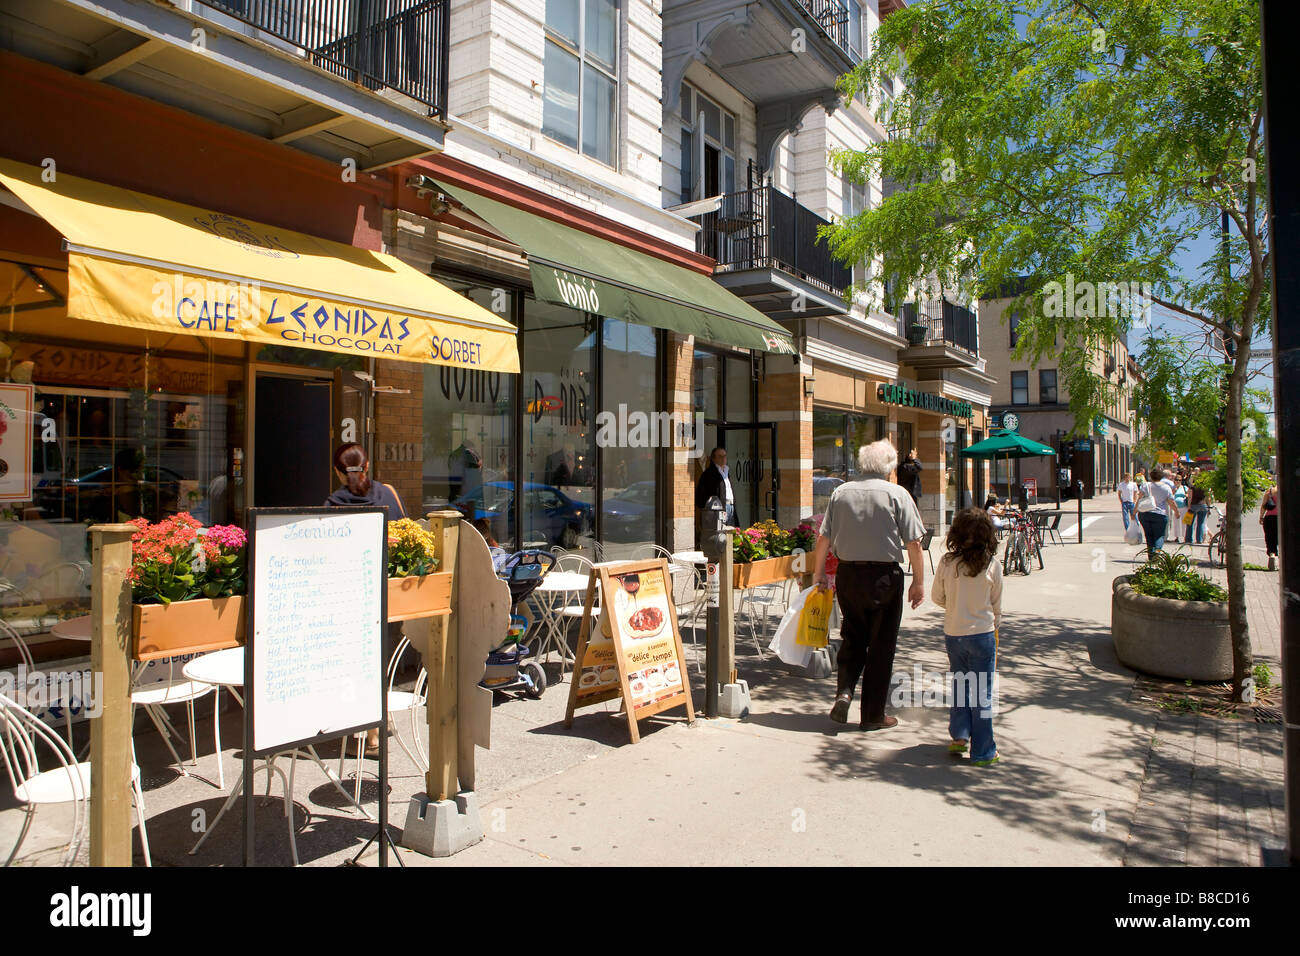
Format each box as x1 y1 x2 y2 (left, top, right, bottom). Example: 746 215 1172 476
0 158 518 373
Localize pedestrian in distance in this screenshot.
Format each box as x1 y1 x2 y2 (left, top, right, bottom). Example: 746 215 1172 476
1260 483 1280 571
1185 481 1209 545
931 508 1003 766
1135 466 1179 555
1117 472 1137 530
695 446 738 528
813 440 926 731
898 448 923 505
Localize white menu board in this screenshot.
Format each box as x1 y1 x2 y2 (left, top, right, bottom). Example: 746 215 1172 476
249 509 385 755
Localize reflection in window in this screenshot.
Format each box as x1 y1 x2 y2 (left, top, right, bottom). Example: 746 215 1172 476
544 0 619 166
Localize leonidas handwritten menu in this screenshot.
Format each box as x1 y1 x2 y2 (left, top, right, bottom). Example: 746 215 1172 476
249 510 385 755
566 559 694 744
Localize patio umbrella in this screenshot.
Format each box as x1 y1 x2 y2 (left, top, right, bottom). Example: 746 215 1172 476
960 429 1057 500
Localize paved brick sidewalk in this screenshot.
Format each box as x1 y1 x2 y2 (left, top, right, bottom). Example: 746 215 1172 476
1086 497 1288 866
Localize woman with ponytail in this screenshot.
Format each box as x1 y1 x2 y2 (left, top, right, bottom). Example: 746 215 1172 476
325 442 406 518
326 442 406 757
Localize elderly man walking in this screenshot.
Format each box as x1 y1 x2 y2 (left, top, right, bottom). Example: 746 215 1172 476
813 440 927 730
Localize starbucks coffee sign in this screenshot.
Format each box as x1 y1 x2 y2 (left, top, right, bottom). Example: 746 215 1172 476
876 383 972 419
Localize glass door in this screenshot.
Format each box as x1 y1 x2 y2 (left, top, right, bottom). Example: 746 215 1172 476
717 422 778 526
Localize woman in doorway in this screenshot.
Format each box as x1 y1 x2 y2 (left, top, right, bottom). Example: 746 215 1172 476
326 442 407 756
898 449 923 505
1260 483 1280 571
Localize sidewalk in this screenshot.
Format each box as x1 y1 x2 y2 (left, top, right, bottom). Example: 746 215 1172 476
0 497 1285 866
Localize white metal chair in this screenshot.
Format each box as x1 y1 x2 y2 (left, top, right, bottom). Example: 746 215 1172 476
130 657 222 789
1 692 151 867
338 635 428 803
546 553 598 677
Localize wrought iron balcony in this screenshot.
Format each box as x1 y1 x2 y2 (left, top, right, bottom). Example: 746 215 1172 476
798 1 850 56
692 185 851 298
898 299 980 365
203 0 449 117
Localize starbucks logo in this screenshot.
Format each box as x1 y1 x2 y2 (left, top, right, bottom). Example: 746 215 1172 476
192 213 300 259
1002 412 1020 431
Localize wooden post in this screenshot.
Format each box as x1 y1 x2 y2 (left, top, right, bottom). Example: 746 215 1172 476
425 510 461 801
88 524 136 867
720 533 736 686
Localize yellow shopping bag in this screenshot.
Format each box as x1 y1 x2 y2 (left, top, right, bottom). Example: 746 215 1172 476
796 587 833 647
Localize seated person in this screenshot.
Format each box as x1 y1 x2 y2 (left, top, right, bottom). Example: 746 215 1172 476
983 494 1010 530
472 518 510 572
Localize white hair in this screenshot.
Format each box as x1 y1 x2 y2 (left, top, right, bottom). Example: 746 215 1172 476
857 439 898 478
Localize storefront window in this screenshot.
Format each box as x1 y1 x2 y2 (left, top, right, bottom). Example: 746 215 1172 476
521 298 596 550
600 319 658 551
812 409 884 511
421 281 517 546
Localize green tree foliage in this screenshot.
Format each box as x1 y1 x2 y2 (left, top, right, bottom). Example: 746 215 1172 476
828 0 1268 698
1192 442 1270 513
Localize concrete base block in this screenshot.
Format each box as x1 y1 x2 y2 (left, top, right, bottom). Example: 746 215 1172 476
400 791 484 858
717 679 751 718
803 647 834 679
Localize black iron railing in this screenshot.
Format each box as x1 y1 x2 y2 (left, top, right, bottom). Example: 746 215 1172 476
202 0 450 118
899 299 979 355
798 1 850 55
691 185 851 296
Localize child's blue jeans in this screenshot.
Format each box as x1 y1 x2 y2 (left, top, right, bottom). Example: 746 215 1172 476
945 631 997 762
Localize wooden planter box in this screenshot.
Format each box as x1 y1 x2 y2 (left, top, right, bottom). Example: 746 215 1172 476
733 555 800 590
387 572 453 622
132 596 245 662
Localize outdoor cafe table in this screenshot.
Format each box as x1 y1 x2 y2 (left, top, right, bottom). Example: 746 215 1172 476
531 571 598 678
183 646 371 865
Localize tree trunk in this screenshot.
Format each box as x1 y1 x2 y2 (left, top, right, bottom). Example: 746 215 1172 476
1224 332 1254 701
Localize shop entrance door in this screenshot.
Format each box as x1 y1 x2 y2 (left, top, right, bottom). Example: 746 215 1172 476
253 372 333 507
716 422 778 526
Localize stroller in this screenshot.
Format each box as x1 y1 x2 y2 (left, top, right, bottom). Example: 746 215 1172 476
479 549 556 699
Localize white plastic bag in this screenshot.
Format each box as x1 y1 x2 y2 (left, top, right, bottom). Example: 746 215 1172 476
1124 516 1143 546
769 586 818 667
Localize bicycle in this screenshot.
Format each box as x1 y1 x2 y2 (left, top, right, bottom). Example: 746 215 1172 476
1001 508 1044 576
1206 505 1227 569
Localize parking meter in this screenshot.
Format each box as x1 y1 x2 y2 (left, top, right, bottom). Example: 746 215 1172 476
1075 479 1085 542
701 496 727 718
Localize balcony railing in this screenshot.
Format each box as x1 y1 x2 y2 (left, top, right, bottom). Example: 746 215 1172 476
899 299 979 355
202 0 450 117
692 185 852 295
798 1 850 55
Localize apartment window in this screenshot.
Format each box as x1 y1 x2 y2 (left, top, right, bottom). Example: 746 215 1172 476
1039 369 1058 404
1011 370 1029 405
1009 310 1021 347
839 0 863 60
680 83 736 201
543 0 619 167
841 175 868 286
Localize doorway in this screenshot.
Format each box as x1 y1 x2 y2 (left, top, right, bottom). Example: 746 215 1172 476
717 422 779 526
253 371 333 507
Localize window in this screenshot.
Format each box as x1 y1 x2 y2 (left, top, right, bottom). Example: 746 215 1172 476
841 176 868 286
1039 369 1058 404
1009 310 1021 348
544 0 619 167
842 0 863 60
680 83 736 201
1011 370 1029 405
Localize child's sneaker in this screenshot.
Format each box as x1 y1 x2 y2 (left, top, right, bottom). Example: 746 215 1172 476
948 739 969 753
971 753 1000 767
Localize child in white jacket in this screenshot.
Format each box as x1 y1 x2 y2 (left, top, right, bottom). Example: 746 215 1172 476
931 508 1003 765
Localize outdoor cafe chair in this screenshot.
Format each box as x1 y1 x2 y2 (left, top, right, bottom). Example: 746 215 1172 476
130 657 222 789
338 635 428 804
1 692 151 867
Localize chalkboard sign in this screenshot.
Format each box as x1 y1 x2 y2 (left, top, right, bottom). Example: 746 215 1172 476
245 508 387 756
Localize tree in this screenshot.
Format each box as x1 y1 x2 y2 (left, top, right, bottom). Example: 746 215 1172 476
828 0 1269 700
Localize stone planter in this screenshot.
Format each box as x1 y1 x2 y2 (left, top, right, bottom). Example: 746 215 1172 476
1110 574 1231 681
132 596 245 662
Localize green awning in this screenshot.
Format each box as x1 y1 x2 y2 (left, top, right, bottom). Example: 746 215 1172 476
433 180 797 355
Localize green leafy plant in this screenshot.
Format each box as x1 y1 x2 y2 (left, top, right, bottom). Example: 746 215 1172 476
1130 551 1227 603
1253 663 1272 690
732 526 771 564
127 514 247 605
1192 442 1271 513
1243 562 1271 572
387 518 440 578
